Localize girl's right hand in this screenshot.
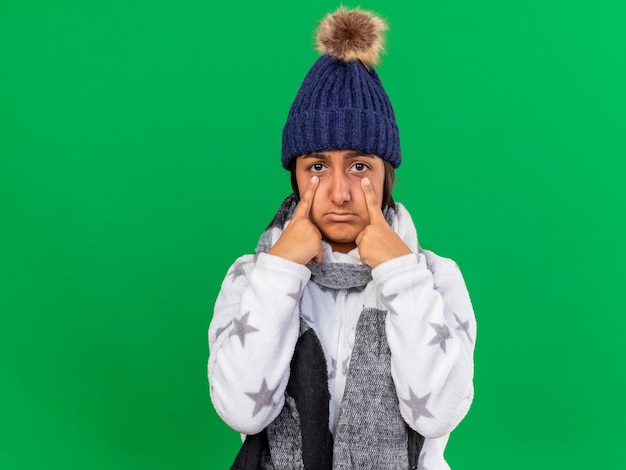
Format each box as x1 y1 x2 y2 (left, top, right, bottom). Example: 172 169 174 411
268 176 324 264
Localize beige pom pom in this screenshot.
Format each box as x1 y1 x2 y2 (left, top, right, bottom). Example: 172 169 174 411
316 7 388 66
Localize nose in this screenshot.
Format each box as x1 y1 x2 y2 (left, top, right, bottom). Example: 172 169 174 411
328 171 351 206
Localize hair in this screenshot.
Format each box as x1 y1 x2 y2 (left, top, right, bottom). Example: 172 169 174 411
289 158 396 209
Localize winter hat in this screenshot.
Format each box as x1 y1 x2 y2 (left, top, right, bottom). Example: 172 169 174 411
281 7 401 169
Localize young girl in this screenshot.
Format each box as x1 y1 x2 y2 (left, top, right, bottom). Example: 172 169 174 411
208 7 476 469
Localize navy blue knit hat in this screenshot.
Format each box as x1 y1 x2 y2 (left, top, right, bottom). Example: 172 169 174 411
281 7 401 169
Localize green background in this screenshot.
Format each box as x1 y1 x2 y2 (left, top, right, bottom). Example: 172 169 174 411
1 0 624 468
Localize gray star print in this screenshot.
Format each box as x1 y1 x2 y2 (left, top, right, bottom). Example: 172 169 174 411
214 321 232 340
428 322 452 352
229 312 259 347
454 313 473 343
401 388 434 422
245 379 278 417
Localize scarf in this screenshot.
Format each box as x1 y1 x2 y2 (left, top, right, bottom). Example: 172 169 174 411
232 195 424 470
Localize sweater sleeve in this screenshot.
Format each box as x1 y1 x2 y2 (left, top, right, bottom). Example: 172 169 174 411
208 252 311 435
371 251 476 438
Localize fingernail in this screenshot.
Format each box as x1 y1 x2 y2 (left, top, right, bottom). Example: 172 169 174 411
363 177 370 185
311 176 319 183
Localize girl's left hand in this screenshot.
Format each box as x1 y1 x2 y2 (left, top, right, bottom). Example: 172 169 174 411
355 177 413 268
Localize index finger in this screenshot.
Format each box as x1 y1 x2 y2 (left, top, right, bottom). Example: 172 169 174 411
293 175 319 219
361 177 385 225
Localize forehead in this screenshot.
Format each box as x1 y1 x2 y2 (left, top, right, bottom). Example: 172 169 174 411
299 150 382 163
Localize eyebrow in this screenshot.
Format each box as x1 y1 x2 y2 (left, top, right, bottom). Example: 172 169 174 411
302 151 376 160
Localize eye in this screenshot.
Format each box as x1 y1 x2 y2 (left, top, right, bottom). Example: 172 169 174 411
351 162 370 173
308 162 326 172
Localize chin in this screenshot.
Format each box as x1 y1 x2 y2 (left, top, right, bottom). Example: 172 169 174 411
321 228 359 245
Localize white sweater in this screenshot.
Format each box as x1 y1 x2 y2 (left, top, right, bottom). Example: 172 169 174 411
208 203 476 470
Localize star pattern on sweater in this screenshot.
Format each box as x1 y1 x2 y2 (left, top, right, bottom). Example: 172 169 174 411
454 313 473 343
245 379 278 417
401 388 434 422
228 261 247 281
229 312 258 347
214 320 232 340
428 322 452 352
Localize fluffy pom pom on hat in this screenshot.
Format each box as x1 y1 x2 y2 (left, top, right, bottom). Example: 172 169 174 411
281 7 401 169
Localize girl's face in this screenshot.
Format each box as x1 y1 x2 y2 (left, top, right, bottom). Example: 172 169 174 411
294 150 386 253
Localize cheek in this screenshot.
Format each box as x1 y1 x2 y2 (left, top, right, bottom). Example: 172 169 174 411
311 188 323 211
374 180 385 204
369 172 386 205
295 175 307 199
357 175 384 202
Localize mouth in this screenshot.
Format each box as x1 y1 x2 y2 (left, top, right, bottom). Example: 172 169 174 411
325 212 357 222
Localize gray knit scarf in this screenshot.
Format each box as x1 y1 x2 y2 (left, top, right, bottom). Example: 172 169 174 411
231 195 423 470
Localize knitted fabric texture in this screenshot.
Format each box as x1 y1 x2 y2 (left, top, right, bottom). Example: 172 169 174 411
281 55 400 169
230 196 424 469
333 307 423 468
231 304 424 470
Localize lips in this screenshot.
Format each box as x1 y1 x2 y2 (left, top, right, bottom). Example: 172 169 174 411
325 212 357 222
